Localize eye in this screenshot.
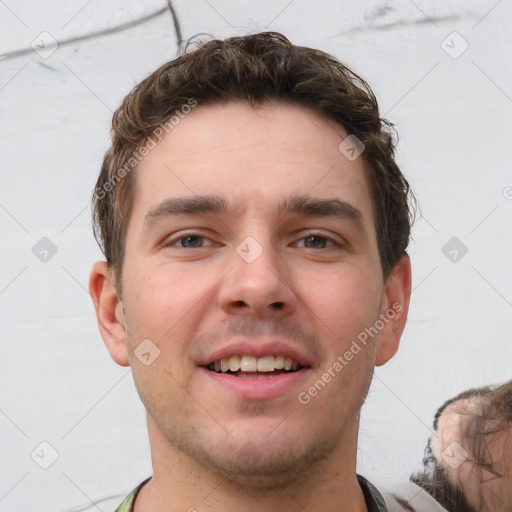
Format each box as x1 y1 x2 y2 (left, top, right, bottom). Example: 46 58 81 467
165 233 215 248
295 233 338 249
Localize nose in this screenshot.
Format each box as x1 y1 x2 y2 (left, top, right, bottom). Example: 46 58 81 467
218 237 297 318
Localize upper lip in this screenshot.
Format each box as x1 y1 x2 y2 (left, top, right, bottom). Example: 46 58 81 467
198 339 313 368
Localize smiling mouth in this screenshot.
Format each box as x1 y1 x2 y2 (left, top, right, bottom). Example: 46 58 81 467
206 354 306 378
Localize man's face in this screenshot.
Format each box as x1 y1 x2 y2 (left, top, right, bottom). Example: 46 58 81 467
97 101 409 486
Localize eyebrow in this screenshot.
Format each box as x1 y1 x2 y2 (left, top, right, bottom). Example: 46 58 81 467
143 194 365 231
278 194 364 227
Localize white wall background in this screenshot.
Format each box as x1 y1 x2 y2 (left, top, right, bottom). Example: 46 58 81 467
1 1 511 510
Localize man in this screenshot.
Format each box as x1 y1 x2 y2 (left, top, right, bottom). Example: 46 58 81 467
89 31 412 511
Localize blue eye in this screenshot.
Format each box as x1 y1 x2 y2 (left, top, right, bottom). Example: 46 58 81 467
296 233 338 249
164 234 214 248
164 232 341 250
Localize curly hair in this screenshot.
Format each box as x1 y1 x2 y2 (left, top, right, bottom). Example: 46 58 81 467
92 31 414 293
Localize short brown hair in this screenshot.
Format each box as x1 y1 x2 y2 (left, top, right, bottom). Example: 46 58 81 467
92 31 414 293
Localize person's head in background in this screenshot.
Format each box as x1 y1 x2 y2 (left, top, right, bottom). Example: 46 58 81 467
412 380 512 512
89 31 413 511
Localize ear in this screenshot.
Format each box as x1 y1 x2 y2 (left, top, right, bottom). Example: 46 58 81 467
89 261 130 366
375 254 412 367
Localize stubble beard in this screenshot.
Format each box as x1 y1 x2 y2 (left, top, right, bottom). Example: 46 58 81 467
152 411 346 493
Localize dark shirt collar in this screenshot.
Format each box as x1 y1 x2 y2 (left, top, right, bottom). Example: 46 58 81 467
358 474 389 512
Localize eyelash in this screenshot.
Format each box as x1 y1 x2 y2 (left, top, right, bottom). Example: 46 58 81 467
164 231 341 249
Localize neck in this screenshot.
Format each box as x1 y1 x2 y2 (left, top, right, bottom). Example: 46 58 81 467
135 417 368 512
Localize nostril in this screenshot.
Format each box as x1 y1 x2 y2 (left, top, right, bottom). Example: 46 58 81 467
270 302 285 310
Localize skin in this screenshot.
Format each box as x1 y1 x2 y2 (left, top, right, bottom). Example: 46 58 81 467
434 398 512 512
90 101 411 512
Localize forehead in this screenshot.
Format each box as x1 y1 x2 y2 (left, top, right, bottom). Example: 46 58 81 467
130 101 375 230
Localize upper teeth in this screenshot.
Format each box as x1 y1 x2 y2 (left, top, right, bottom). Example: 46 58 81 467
211 355 299 373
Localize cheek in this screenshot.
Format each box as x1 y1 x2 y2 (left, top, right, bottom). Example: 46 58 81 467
123 267 200 413
124 260 208 327
296 264 382 335
123 261 220 379
294 267 382 404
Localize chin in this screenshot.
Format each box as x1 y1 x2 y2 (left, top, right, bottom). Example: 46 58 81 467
170 422 338 491
200 438 334 491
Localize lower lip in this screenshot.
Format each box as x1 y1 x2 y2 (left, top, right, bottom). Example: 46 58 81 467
199 367 310 400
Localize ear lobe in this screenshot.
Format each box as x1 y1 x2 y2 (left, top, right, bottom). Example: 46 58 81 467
89 261 130 366
375 254 412 367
